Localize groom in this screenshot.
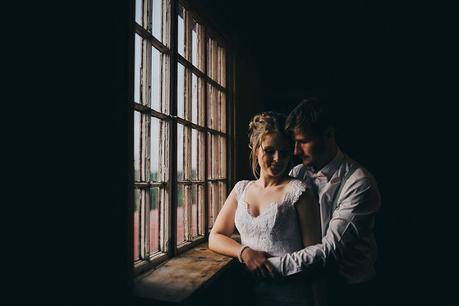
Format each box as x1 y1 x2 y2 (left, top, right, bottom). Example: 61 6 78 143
268 97 381 306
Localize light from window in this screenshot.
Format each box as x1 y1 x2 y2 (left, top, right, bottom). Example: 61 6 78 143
151 47 162 111
152 0 162 41
134 35 142 103
177 5 185 57
133 0 229 272
177 63 185 118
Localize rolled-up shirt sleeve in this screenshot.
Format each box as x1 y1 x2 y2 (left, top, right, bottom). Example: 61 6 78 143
268 176 381 277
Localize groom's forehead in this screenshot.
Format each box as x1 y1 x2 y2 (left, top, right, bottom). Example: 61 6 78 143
292 128 314 140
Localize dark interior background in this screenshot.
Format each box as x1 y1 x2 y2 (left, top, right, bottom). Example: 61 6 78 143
15 0 456 305
193 1 455 305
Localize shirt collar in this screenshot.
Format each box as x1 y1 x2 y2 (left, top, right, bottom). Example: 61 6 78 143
306 148 344 182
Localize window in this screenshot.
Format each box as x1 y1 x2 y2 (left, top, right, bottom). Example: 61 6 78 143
132 0 231 274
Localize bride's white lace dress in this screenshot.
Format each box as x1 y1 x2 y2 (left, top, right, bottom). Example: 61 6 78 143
234 179 314 306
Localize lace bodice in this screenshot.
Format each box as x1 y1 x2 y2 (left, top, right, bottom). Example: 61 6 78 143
234 179 308 257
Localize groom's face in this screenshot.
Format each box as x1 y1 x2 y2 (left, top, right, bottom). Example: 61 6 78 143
292 128 327 170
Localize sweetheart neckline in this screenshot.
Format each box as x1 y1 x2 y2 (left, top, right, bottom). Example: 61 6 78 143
240 200 290 219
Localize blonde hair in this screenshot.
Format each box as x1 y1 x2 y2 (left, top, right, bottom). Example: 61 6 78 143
248 111 291 178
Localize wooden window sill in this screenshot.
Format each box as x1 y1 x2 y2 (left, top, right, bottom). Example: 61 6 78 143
132 239 239 305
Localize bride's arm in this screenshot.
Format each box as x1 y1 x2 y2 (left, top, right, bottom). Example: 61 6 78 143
208 188 242 258
295 189 326 306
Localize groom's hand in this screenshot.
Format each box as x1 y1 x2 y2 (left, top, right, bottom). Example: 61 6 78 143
240 248 276 279
240 248 280 279
263 252 280 279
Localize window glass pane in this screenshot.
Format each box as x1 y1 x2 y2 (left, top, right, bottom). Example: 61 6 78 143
207 132 212 178
178 5 185 57
177 124 184 180
197 131 205 180
191 184 198 237
134 34 142 103
220 91 226 132
150 117 160 181
220 136 226 178
207 137 211 178
197 24 204 71
207 84 217 129
177 63 185 118
207 36 213 80
209 37 218 81
207 182 214 229
134 111 141 181
222 46 226 86
151 47 161 111
177 184 185 244
149 187 160 254
215 134 220 178
215 134 219 178
212 86 218 130
191 19 198 67
219 182 226 213
208 182 219 229
191 73 198 124
135 0 143 26
218 45 226 86
152 0 162 41
216 89 221 132
183 126 191 179
161 54 170 114
134 188 141 261
198 184 205 235
191 128 197 180
198 77 204 126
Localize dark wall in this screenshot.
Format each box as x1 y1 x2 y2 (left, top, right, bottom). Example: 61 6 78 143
191 1 456 305
19 1 133 305
36 1 265 305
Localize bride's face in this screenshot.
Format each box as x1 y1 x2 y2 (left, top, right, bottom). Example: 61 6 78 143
257 132 291 178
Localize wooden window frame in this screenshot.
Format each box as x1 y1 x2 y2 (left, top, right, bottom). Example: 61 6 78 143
131 0 233 276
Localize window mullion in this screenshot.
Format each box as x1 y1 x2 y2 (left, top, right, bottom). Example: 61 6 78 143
183 123 191 241
145 114 152 258
203 26 210 234
168 0 179 257
180 8 190 243
159 118 169 253
140 188 147 259
198 75 205 235
146 0 152 33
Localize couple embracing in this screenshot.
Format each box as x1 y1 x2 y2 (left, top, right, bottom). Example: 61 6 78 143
209 98 381 306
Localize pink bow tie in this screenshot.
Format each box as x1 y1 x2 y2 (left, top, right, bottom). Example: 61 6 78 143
307 170 328 181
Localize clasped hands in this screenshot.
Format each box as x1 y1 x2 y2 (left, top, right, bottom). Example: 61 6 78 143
239 247 279 279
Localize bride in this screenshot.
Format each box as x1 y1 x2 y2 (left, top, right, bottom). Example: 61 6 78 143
209 111 323 306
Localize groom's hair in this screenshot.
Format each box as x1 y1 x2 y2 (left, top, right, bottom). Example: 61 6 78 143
285 97 334 137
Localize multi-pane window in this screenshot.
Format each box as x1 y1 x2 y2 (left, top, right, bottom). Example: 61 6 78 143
133 0 230 273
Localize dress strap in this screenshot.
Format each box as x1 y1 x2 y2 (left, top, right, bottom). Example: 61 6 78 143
234 180 250 201
284 179 308 205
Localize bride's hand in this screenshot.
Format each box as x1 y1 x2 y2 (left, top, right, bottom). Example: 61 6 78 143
240 247 276 278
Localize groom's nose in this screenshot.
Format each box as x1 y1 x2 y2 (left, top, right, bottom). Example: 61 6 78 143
293 142 302 156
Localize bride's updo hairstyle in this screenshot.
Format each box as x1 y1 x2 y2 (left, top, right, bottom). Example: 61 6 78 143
248 111 292 178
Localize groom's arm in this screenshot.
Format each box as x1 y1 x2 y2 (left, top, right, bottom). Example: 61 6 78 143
268 176 380 276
